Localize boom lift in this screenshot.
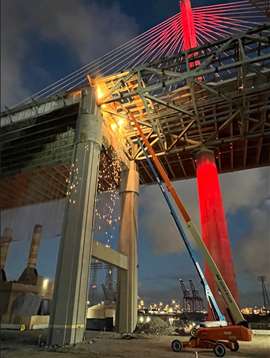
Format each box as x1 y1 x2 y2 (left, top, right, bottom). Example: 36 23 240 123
134 118 252 357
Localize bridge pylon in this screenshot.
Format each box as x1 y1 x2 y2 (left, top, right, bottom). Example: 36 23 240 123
116 161 139 333
48 88 102 346
196 148 239 320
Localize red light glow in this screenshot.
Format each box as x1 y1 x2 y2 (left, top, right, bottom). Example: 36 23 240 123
180 0 198 50
196 151 239 320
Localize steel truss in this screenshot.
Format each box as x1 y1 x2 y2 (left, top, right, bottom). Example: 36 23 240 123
96 25 270 183
251 1 270 16
0 25 270 209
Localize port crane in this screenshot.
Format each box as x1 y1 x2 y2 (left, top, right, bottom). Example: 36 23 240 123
189 279 204 312
134 117 252 357
179 279 193 312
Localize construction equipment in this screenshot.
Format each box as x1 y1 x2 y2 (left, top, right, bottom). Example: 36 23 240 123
179 279 204 312
135 119 252 356
258 276 270 309
102 264 116 304
137 139 226 324
189 279 204 312
179 279 193 312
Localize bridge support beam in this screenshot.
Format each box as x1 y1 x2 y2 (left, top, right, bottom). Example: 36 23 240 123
48 88 102 346
196 149 239 320
116 161 139 333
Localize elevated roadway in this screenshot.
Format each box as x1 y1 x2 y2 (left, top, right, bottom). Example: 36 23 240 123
1 25 269 208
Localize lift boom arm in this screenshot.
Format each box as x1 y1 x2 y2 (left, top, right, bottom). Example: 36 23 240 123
138 140 225 322
134 117 246 326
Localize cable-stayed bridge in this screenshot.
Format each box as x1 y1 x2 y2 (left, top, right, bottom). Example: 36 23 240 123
0 0 270 347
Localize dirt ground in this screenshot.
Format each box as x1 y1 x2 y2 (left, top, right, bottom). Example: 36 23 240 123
1 330 270 358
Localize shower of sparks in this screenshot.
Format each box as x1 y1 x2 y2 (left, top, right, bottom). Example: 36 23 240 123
94 147 121 248
65 146 121 247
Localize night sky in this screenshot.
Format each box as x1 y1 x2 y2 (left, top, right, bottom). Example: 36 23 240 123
1 0 270 307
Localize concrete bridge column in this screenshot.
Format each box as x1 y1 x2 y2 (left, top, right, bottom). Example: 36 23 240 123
0 228 13 281
196 148 239 320
18 224 42 285
116 161 139 333
48 88 102 346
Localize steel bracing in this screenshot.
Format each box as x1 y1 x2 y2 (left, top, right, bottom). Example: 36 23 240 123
251 0 270 16
1 1 266 109
96 25 270 183
1 25 270 209
0 1 269 345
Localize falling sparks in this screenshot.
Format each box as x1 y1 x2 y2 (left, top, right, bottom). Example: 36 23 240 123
94 146 121 247
66 160 80 204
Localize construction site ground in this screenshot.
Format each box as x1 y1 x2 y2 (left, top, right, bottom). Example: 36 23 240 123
1 330 270 358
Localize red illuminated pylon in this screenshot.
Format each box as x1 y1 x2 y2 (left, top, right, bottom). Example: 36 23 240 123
180 0 239 320
180 0 198 50
180 0 200 69
196 150 239 320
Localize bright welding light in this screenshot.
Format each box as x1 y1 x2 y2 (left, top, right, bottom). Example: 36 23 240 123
139 316 144 324
96 84 106 103
42 278 49 290
110 117 125 132
111 123 117 131
117 117 125 127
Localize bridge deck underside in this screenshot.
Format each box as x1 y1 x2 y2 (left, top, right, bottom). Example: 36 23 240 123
1 26 270 209
0 104 119 209
97 25 270 184
137 85 270 184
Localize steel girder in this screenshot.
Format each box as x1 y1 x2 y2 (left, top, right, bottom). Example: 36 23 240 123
250 1 270 17
95 25 270 183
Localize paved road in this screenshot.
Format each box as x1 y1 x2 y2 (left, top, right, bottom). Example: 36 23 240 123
1 331 270 357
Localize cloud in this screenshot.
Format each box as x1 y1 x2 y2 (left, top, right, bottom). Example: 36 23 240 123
139 178 200 255
139 167 270 261
235 200 270 278
139 166 270 304
0 1 31 106
220 167 270 213
1 0 138 107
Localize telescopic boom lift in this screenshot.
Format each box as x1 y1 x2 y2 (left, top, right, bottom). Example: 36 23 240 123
134 117 252 357
137 139 226 323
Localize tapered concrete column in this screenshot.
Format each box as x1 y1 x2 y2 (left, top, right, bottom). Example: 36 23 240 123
48 88 102 346
116 161 139 333
18 224 42 285
27 224 42 268
196 149 239 320
0 227 13 281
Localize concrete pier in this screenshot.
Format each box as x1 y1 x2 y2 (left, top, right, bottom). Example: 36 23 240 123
116 161 139 333
0 228 13 281
196 148 239 320
18 225 42 285
48 88 102 346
